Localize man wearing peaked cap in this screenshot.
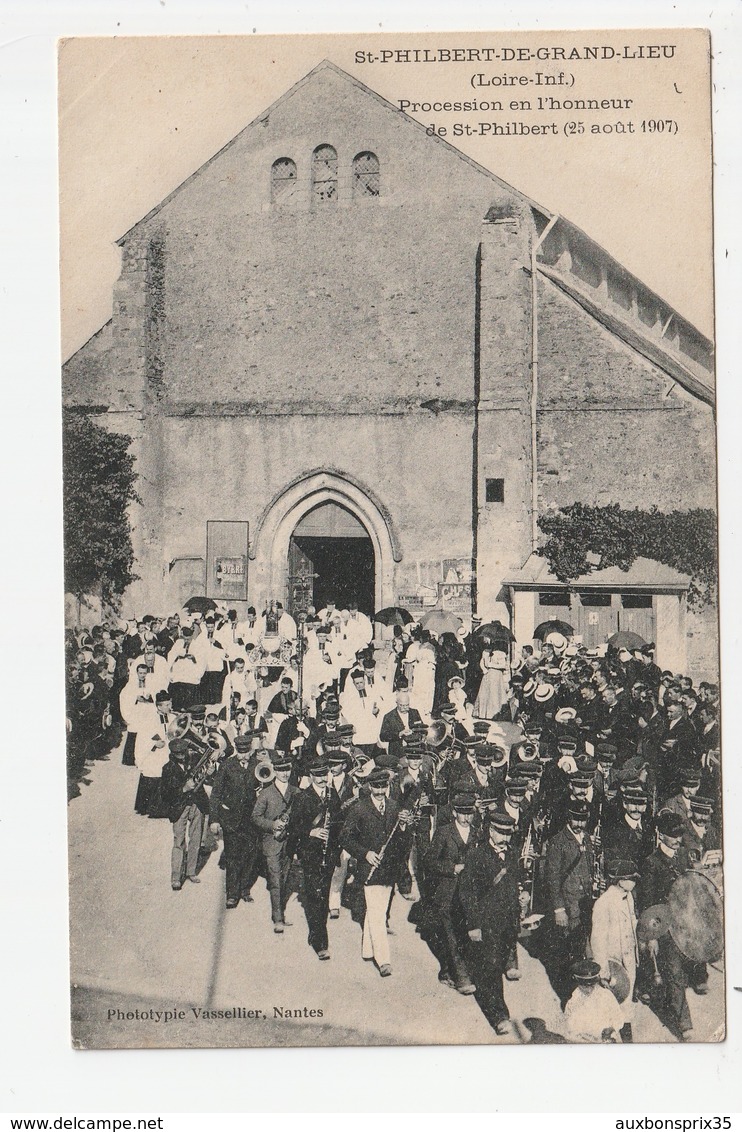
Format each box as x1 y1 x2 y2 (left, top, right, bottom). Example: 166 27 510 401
159 736 210 891
424 792 477 995
340 763 414 976
636 808 694 1039
662 769 702 825
251 750 297 934
543 802 596 1005
327 750 357 920
458 810 522 1034
208 732 262 909
284 756 341 960
497 777 530 842
603 781 653 873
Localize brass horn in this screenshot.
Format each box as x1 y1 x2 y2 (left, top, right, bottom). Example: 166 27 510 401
426 718 453 750
255 762 276 785
167 713 191 740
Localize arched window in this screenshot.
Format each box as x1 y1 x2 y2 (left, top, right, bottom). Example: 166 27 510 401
270 157 297 202
311 145 338 203
352 151 380 198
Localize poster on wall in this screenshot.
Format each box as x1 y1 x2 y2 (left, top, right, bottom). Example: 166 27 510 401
206 521 249 602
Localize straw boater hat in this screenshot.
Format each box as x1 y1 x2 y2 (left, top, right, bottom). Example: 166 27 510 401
545 632 568 653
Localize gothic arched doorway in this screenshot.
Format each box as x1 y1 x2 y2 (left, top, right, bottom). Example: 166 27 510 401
288 500 376 617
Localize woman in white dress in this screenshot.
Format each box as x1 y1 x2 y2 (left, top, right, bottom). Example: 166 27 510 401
474 646 509 720
408 629 437 723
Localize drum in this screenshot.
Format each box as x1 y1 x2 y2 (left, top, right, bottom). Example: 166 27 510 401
667 870 724 964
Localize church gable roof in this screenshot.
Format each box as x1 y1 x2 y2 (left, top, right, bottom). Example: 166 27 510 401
116 58 548 245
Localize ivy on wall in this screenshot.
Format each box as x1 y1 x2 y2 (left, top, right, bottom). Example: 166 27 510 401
537 503 717 609
63 411 140 603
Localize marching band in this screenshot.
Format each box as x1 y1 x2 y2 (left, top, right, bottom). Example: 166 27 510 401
65 602 723 1043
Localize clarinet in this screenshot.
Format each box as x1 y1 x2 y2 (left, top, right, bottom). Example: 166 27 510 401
365 795 421 885
592 799 607 898
320 776 333 871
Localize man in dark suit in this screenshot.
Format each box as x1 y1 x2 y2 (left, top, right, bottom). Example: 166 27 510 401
543 803 595 1005
285 758 342 959
340 767 414 976
656 701 701 803
424 791 477 994
378 689 423 769
160 737 210 890
637 810 694 1039
603 783 655 872
458 810 522 1034
252 753 298 932
208 735 260 908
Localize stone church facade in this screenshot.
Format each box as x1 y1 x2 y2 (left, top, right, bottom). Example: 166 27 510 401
63 61 717 678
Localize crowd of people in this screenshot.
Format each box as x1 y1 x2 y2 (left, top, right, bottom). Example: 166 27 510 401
65 598 723 1043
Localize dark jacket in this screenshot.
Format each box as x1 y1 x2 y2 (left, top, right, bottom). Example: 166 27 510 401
209 758 258 834
160 756 209 822
637 846 687 912
603 807 655 870
339 793 411 887
543 825 594 921
285 784 342 873
425 820 473 910
458 842 520 966
378 707 423 767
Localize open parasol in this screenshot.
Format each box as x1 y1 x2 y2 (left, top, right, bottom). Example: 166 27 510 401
533 619 574 641
419 609 463 636
373 606 414 628
474 620 516 644
183 596 218 614
606 630 647 652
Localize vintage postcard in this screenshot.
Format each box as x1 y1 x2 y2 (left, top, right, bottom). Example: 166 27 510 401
60 29 722 1049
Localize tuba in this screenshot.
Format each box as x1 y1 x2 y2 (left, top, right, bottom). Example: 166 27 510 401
254 749 276 786
189 735 224 790
255 761 276 786
426 718 452 750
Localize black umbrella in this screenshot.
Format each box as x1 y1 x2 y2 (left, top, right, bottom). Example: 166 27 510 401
606 630 647 652
374 606 414 628
473 620 516 643
183 595 218 614
533 619 574 640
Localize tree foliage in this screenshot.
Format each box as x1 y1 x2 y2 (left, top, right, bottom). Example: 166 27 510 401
537 503 717 609
63 411 140 602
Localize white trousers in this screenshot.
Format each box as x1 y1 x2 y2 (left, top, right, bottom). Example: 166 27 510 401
362 883 392 967
329 849 350 912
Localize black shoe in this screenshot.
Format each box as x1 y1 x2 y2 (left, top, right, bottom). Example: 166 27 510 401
317 950 331 961
172 883 182 891
226 898 239 909
329 909 340 920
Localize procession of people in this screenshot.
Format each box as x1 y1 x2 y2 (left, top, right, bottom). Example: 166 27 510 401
65 598 723 1043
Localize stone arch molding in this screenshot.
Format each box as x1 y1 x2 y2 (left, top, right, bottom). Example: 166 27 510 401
251 469 400 612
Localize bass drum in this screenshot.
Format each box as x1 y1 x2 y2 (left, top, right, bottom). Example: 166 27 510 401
667 869 724 964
